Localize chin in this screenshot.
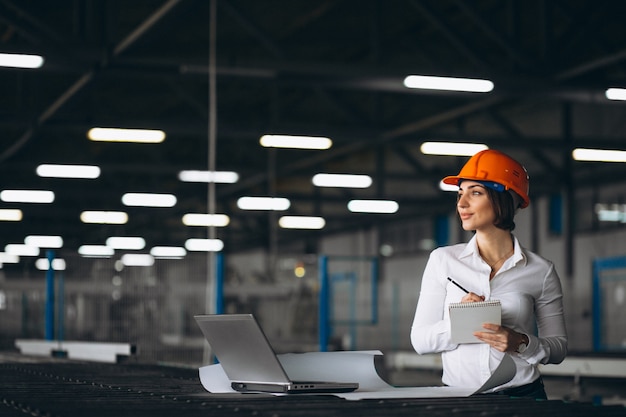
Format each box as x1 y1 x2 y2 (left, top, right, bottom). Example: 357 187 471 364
460 223 476 231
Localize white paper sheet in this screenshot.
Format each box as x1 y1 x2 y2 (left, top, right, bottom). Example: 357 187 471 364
198 350 516 400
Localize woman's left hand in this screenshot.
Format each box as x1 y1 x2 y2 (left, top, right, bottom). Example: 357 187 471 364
473 323 522 352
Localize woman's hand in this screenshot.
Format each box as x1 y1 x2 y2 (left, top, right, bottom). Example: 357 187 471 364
474 323 525 352
461 292 485 302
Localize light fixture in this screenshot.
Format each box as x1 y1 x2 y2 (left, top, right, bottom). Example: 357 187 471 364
106 237 146 250
347 199 399 214
605 88 626 101
294 263 306 278
5 244 39 257
595 203 626 223
0 209 22 221
572 148 626 162
420 142 489 156
87 127 165 143
78 245 114 257
259 135 332 150
278 216 326 229
35 258 66 271
121 254 155 267
403 75 494 93
0 190 55 203
80 211 128 224
0 52 44 69
184 238 224 252
25 235 63 248
312 173 372 188
122 193 177 207
150 246 187 259
0 253 19 264
237 196 290 211
182 213 230 227
36 164 100 179
178 170 239 183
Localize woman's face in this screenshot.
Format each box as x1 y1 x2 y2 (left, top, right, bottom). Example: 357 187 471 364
456 180 496 231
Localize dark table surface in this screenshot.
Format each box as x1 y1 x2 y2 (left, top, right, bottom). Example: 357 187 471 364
1 352 625 417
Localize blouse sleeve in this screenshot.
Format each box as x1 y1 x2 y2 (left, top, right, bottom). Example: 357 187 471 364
410 249 458 354
519 262 568 365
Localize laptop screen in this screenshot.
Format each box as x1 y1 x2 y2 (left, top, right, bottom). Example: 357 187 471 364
194 314 291 384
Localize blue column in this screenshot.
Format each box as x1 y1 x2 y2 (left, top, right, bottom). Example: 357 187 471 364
435 215 449 247
215 253 224 314
318 256 329 352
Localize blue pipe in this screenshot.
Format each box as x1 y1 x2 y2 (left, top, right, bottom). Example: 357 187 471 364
215 253 224 314
318 256 329 351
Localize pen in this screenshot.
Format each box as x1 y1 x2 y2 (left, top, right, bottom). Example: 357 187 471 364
447 277 470 294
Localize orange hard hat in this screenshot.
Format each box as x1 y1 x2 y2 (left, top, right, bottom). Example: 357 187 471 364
442 149 530 208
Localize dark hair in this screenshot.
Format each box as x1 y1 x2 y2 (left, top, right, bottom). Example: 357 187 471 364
485 187 517 231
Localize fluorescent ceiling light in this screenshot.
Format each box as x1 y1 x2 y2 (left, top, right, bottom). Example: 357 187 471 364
35 258 66 271
259 135 332 150
0 52 44 69
122 193 177 207
403 75 494 93
0 209 22 221
0 190 54 203
278 216 326 229
80 211 128 224
178 170 239 183
184 238 224 252
312 173 372 188
87 127 165 143
605 88 626 101
25 235 63 248
420 142 489 156
121 254 155 267
36 164 100 179
78 245 114 257
5 244 39 257
150 246 187 258
182 213 230 227
237 196 290 211
597 208 623 222
347 199 399 214
595 204 626 223
572 148 626 162
0 252 19 264
106 236 146 250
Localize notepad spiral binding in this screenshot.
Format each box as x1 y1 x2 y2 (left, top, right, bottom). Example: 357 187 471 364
449 300 501 309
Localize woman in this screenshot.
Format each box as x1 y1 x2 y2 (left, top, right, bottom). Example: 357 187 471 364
410 149 567 399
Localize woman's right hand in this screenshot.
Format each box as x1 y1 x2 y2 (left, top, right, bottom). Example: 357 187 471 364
461 292 485 302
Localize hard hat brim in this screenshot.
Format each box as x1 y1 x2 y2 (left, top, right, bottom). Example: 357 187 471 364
441 175 530 208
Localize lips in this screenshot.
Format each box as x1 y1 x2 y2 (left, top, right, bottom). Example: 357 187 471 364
459 212 472 220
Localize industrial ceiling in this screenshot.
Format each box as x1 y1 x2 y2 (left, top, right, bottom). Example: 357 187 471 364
1 0 626 257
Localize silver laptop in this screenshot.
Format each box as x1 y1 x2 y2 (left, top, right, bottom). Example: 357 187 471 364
194 314 358 394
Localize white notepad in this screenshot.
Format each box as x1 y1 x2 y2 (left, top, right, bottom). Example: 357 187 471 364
449 300 501 344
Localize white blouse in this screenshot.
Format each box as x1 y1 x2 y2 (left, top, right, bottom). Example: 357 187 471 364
410 234 568 391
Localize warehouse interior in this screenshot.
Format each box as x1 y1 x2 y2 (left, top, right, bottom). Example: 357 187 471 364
1 1 626 416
